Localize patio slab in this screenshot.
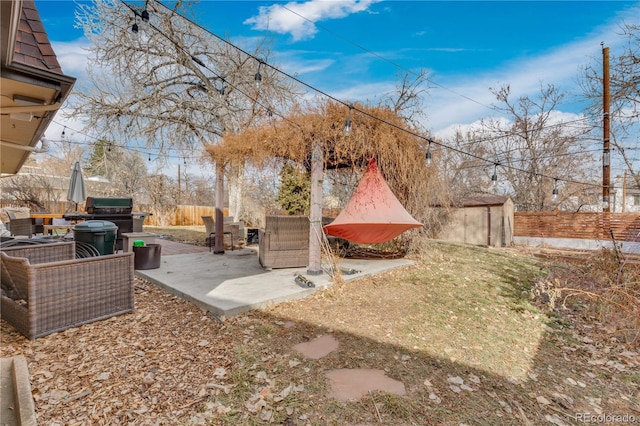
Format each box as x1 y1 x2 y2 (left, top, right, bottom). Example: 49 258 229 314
136 241 414 318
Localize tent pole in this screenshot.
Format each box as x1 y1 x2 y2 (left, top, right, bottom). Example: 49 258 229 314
307 140 323 275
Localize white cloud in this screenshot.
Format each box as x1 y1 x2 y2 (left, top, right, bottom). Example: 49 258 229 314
330 81 395 104
424 5 639 135
50 39 91 81
245 0 382 41
279 56 335 76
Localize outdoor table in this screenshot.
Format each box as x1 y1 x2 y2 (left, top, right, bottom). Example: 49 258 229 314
42 224 72 235
30 213 64 226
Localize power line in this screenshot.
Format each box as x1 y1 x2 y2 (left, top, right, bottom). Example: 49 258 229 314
280 4 492 110
114 0 606 191
49 120 203 161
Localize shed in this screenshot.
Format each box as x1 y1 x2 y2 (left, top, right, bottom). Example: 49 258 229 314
436 195 514 247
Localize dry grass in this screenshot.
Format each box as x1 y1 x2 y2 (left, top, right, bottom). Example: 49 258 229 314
2 232 639 425
214 241 639 425
533 246 640 345
145 225 208 246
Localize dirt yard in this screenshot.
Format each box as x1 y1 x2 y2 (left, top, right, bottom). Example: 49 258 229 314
1 238 638 425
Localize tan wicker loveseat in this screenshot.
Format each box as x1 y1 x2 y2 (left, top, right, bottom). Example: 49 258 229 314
258 215 309 269
1 241 135 339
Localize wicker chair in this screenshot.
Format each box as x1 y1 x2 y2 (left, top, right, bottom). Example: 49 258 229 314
8 218 33 238
202 215 239 250
258 215 309 269
0 241 135 339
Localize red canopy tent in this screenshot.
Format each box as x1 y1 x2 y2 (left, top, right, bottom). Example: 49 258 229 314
323 158 423 244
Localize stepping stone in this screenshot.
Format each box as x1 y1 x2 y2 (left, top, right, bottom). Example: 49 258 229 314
326 368 406 401
292 334 339 359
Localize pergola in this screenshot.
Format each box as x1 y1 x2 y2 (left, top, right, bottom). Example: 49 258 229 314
206 100 432 275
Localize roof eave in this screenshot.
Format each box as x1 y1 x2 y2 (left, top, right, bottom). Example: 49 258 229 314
0 0 76 175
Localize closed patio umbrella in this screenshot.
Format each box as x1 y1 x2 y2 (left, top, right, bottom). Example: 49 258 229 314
67 161 87 211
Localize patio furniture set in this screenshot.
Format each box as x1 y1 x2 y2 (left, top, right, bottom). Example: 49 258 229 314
202 214 311 269
1 215 313 339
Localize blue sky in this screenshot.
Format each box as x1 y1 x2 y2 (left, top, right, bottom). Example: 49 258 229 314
36 0 639 176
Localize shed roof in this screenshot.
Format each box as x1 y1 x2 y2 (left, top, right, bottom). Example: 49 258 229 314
456 195 512 207
431 194 512 208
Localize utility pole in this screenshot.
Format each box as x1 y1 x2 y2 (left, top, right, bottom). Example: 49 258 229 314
602 44 611 212
622 170 627 213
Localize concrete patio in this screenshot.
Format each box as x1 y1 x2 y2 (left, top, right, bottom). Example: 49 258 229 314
137 238 414 318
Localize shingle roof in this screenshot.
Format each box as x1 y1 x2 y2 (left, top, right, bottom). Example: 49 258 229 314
13 0 63 74
457 195 512 207
430 194 512 208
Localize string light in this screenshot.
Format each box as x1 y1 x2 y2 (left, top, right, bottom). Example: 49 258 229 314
141 0 149 22
344 104 353 136
50 120 203 163
113 0 610 196
425 140 432 165
552 179 559 201
131 13 139 34
61 126 66 138
491 163 498 187
254 60 263 89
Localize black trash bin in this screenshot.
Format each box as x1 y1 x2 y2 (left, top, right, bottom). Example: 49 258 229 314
73 220 118 255
133 243 161 270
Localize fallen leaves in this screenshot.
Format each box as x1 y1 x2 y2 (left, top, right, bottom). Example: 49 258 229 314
1 280 235 425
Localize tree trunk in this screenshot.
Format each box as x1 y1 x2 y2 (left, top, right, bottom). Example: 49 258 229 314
227 162 244 221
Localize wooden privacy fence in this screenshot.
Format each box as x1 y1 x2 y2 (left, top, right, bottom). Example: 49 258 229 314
514 212 640 242
141 205 231 227
0 202 222 227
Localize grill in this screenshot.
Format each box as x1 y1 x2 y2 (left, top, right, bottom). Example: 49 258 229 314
85 197 134 251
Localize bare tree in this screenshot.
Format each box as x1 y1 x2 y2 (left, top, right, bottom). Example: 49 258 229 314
1 173 49 211
440 128 494 199
178 172 215 206
86 139 148 197
0 141 87 212
145 173 180 226
382 69 431 127
461 83 595 211
580 23 640 188
72 0 300 219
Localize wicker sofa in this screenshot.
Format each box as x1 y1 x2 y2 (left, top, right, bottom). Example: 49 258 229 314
258 215 309 269
1 241 135 339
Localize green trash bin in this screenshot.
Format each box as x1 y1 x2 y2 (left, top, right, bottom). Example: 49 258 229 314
73 220 118 255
